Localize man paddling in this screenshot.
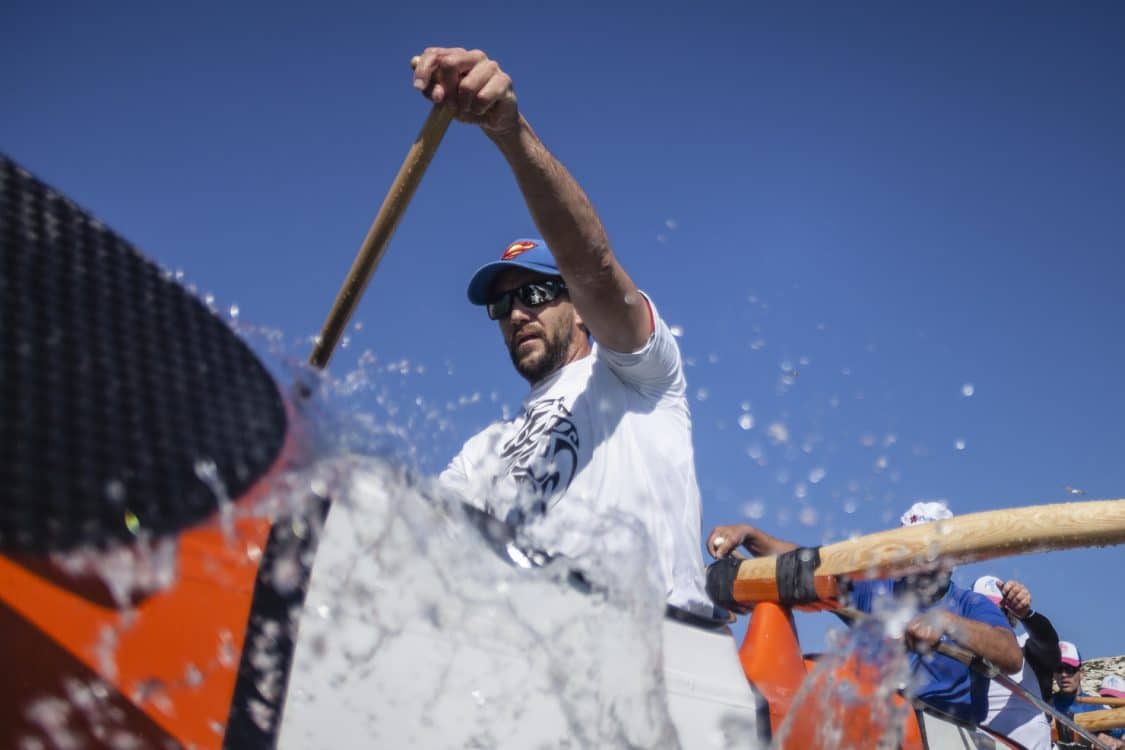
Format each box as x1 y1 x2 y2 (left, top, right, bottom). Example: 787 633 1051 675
972 575 1059 750
1052 641 1125 748
708 501 1024 724
415 47 714 619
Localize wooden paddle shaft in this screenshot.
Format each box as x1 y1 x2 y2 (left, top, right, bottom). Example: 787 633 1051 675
1076 706 1125 732
1079 697 1125 708
735 499 1125 591
309 71 454 369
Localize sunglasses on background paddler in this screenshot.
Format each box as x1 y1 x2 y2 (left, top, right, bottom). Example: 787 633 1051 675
1056 665 1080 676
487 279 568 320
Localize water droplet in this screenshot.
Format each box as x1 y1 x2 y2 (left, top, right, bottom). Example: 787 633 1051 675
798 507 818 526
954 439 966 451
1064 486 1085 496
844 501 857 514
204 293 215 307
749 338 765 351
742 500 766 519
695 388 709 401
184 663 204 687
961 383 975 397
874 456 888 471
218 630 236 667
738 414 754 430
860 434 876 447
229 304 240 319
669 324 684 337
316 603 332 620
665 218 678 230
767 422 789 444
105 479 126 504
808 467 827 484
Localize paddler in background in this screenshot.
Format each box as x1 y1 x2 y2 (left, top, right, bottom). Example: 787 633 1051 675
414 47 762 743
971 574 1059 750
708 501 1024 725
1052 641 1125 748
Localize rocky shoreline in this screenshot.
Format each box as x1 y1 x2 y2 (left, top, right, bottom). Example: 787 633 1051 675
1081 655 1125 696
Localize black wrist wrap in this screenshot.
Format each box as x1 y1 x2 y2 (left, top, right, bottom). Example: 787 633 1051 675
776 546 822 606
705 556 742 608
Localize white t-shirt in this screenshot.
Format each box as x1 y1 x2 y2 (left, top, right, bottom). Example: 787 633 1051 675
439 297 713 616
981 632 1051 750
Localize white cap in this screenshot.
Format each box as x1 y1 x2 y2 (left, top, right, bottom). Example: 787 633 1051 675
1101 674 1125 698
900 501 953 527
1059 640 1081 667
972 575 1004 605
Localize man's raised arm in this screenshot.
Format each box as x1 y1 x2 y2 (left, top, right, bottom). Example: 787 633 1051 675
412 46 651 353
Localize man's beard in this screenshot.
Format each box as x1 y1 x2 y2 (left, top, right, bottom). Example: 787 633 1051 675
509 322 574 385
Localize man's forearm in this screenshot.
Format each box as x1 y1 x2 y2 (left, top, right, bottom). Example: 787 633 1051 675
488 116 611 284
746 530 798 557
1020 611 1060 652
487 116 651 352
944 615 1024 674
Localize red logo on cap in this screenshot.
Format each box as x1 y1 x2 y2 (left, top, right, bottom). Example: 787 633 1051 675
501 240 537 260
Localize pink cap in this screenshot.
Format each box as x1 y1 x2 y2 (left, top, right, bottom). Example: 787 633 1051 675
1101 674 1125 699
1059 641 1081 668
972 575 1004 605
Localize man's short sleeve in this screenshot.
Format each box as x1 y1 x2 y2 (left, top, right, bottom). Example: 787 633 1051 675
595 293 683 398
962 591 1011 629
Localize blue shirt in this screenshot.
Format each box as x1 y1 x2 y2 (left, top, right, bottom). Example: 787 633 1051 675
1053 692 1125 740
849 579 1012 724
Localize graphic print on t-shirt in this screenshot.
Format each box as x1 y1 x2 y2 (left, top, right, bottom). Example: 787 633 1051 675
499 396 580 515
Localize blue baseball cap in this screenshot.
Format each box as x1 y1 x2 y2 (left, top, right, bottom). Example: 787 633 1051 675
466 238 561 305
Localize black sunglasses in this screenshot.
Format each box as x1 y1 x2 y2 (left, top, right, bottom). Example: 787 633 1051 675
486 279 567 320
1057 665 1080 675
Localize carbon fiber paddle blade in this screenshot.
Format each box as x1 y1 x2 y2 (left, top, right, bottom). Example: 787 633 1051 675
0 154 289 554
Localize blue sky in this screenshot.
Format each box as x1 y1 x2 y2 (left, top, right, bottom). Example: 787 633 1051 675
4 1 1124 659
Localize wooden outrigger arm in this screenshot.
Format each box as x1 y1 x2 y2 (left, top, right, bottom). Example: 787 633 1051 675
724 499 1125 608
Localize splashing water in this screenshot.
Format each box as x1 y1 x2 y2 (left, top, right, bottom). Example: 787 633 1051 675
275 451 679 748
18 321 684 749
772 615 913 750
